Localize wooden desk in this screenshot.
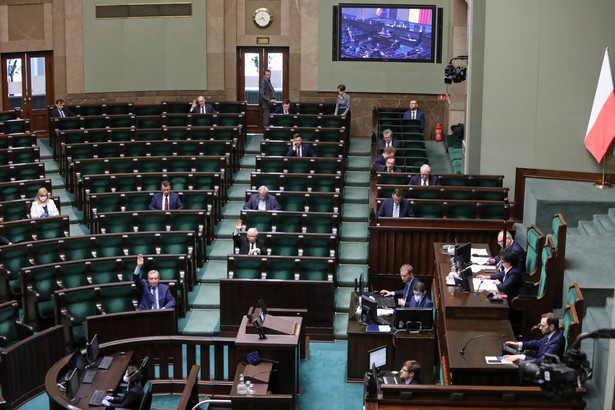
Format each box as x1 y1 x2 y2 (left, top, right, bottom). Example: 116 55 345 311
346 293 435 383
234 315 301 399
231 362 273 396
45 351 133 410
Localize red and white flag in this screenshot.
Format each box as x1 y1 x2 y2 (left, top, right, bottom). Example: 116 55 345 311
584 48 615 163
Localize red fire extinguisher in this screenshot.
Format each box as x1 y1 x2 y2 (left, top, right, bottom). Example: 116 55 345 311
435 123 443 142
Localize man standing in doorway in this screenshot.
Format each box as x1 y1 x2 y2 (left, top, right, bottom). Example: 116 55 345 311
259 69 276 127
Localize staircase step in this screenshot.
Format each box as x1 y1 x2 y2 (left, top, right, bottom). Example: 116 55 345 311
343 187 369 205
594 213 615 235
337 264 369 287
215 219 239 239
233 169 252 184
240 155 256 168
206 239 232 261
578 220 605 236
228 183 250 201
344 171 370 187
178 308 220 336
340 222 368 242
221 201 244 219
334 313 349 340
567 227 582 236
43 159 59 174
339 241 368 264
342 203 368 222
336 286 354 313
197 261 227 283
188 283 220 308
346 156 371 171
347 138 371 155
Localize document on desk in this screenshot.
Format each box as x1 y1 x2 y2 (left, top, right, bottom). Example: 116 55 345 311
366 325 391 333
472 278 498 292
470 256 491 265
471 248 489 257
485 356 516 365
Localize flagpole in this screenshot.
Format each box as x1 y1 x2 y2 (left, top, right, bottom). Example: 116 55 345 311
594 155 612 189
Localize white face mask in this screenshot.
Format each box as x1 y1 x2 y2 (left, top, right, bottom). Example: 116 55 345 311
39 195 48 201
123 375 130 383
413 295 422 303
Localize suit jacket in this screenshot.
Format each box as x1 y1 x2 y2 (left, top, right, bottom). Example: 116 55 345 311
405 377 422 385
408 174 440 186
273 106 297 114
233 232 267 255
286 144 316 157
375 164 401 173
374 155 387 167
493 241 527 271
377 139 401 149
490 266 524 300
50 108 75 118
408 296 433 308
107 385 144 410
148 192 183 210
393 277 417 307
403 109 426 129
523 329 565 364
243 193 282 211
133 273 176 310
377 197 414 218
259 76 276 108
190 103 217 114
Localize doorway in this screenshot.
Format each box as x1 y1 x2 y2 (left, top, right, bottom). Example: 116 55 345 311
237 47 288 133
1 52 54 136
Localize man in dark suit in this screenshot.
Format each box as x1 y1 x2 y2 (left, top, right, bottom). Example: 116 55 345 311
374 146 396 168
379 264 417 307
233 220 267 255
243 185 282 211
488 230 527 271
49 98 75 118
133 254 176 310
402 99 425 130
399 360 422 385
148 180 184 210
377 129 401 150
503 312 565 364
286 134 316 157
407 281 433 308
376 157 401 173
273 99 296 114
189 95 217 113
377 188 413 218
408 164 440 186
259 69 276 126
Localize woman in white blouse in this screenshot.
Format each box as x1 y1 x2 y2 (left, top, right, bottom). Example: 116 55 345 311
30 187 59 218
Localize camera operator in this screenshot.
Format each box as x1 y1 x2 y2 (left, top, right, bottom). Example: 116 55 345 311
502 312 565 364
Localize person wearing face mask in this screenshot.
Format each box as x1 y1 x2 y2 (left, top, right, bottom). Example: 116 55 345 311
30 187 59 219
407 281 433 308
102 366 144 409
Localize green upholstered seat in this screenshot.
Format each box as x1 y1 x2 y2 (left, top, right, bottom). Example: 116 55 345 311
100 283 136 314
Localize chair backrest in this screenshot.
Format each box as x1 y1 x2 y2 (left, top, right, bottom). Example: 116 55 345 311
140 380 153 410
567 282 584 320
139 356 150 385
562 304 580 351
537 244 553 297
525 224 546 275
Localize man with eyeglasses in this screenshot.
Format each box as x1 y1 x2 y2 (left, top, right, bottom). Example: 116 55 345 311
408 164 440 186
233 219 266 255
189 95 217 114
399 360 422 384
487 230 526 271
502 312 565 364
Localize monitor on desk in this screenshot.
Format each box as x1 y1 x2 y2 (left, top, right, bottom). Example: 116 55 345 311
360 294 379 325
367 345 387 375
86 333 100 365
394 307 433 331
68 348 87 381
455 242 472 269
64 367 79 401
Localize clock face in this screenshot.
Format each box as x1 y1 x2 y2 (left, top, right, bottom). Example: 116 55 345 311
254 8 272 28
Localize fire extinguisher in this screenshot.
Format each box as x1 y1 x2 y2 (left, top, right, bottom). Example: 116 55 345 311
435 123 443 142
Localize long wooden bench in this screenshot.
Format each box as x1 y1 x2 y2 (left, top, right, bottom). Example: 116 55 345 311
233 231 338 258
0 179 52 202
243 190 341 213
372 172 505 186
79 171 224 210
0 300 34 348
22 254 190 330
227 254 336 281
268 113 349 129
240 210 340 235
0 119 29 134
374 198 514 220
0 162 45 182
86 189 217 230
0 146 39 166
0 132 37 150
0 214 69 243
250 172 343 193
255 155 344 174
0 196 61 223
259 140 345 158
0 231 197 302
264 126 347 144
95 210 212 259
375 184 509 201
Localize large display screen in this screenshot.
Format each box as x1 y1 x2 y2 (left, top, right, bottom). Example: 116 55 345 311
337 4 436 62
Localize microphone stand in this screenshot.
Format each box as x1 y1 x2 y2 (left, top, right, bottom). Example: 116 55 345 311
459 334 506 356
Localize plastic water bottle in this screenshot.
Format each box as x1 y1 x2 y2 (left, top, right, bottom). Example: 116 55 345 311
237 374 247 395
246 380 254 395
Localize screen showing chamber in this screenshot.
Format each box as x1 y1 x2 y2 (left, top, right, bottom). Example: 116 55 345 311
338 4 436 62
368 345 387 371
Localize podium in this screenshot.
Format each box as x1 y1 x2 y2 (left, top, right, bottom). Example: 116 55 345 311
235 313 302 401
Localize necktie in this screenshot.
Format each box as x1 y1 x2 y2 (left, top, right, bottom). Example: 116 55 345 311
422 180 427 186
60 110 65 118
393 203 399 218
164 195 169 210
284 110 288 115
412 111 416 120
151 287 159 309
201 106 205 114
298 147 302 157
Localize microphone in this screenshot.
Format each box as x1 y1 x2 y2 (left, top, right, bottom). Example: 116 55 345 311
245 369 278 382
459 334 506 355
474 280 484 294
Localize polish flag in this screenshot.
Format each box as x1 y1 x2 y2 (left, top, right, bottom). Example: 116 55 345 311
584 48 615 163
376 8 383 17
